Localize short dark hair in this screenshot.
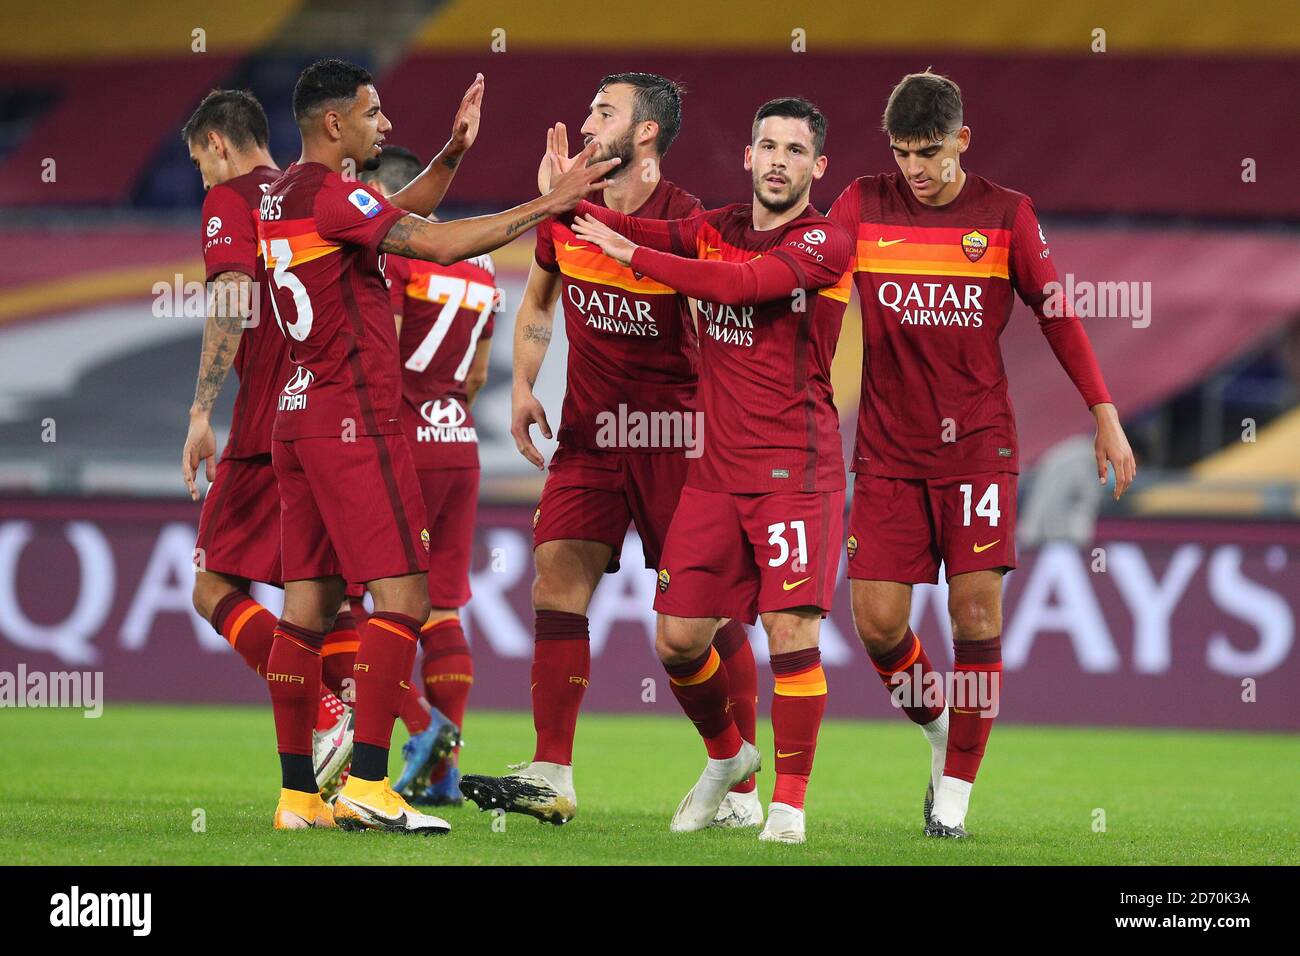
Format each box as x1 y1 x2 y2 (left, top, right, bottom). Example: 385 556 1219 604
882 70 964 143
180 89 269 150
751 97 827 155
596 72 684 155
359 145 424 194
293 58 373 123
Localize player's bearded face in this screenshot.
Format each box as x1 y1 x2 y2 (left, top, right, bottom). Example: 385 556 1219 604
748 119 819 214
585 126 635 178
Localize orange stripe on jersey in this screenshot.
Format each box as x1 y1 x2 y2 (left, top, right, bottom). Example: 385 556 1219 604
773 664 828 697
695 221 741 261
555 241 677 294
669 647 722 687
855 225 1011 279
258 219 341 268
819 268 854 303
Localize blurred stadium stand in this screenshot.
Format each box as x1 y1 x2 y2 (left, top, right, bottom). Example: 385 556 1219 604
2 0 1298 517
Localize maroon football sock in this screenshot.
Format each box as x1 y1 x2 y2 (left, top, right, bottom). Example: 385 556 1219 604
211 590 276 677
320 611 360 701
350 611 422 765
666 646 741 760
713 621 757 792
771 647 827 810
267 622 324 791
531 610 590 765
944 636 1003 783
421 618 473 743
869 628 946 725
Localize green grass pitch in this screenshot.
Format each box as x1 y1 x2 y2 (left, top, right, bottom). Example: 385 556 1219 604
1 705 1295 865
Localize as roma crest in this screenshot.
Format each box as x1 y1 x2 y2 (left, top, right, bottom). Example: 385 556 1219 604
961 229 988 263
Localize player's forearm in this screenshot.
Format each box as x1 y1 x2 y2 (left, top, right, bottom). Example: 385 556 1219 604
571 202 679 252
629 247 799 306
190 272 249 417
513 307 552 390
389 143 466 218
1039 312 1113 409
381 195 561 265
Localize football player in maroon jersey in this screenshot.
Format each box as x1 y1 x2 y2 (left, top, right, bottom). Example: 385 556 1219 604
828 70 1136 838
462 74 761 830
567 97 855 843
256 59 616 833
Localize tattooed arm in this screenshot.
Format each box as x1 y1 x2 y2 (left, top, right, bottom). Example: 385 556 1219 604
510 262 561 469
379 140 620 265
183 270 251 501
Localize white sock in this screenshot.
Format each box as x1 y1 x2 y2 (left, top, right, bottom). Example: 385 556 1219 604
931 775 973 828
921 710 949 790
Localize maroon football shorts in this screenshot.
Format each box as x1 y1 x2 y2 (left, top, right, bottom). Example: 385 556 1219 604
653 485 845 625
417 467 479 608
846 471 1018 584
195 453 283 586
274 434 430 585
532 445 688 572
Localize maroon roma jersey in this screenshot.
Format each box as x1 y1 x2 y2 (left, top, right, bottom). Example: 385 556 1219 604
609 202 854 494
256 162 407 441
534 177 702 452
386 252 497 470
829 172 1111 479
199 165 286 459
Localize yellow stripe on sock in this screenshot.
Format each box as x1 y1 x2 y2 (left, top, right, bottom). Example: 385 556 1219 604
669 647 721 687
774 665 828 697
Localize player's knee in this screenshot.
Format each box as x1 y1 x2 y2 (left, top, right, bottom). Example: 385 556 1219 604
655 623 703 665
851 602 909 657
949 597 1000 642
531 570 588 615
191 573 230 623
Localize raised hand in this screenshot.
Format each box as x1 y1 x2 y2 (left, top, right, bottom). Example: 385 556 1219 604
449 73 484 154
538 122 578 194
571 214 637 266
546 138 619 211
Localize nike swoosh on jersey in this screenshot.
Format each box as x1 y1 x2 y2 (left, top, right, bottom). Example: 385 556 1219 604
563 242 588 251
877 237 907 247
782 577 811 591
973 540 1001 553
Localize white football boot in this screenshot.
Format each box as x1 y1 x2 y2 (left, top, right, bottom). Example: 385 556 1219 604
670 741 761 832
711 789 764 829
313 707 355 801
758 802 806 844
460 761 577 825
